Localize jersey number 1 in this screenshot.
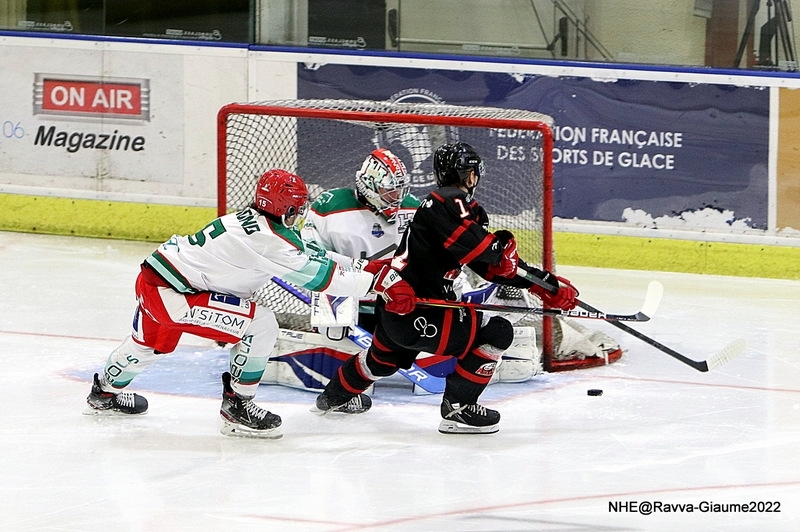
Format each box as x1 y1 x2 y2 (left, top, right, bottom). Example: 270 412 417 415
454 198 470 218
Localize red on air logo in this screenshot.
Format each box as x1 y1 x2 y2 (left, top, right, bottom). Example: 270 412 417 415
34 74 150 121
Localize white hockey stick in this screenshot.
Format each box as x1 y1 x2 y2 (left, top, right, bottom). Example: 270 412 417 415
416 280 662 322
514 267 744 372
592 311 747 372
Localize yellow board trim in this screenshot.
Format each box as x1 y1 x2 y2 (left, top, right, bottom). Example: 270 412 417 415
0 193 215 242
1 193 798 279
555 232 800 280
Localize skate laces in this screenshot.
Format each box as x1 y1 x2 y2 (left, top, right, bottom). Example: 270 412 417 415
242 399 268 420
114 392 138 408
447 402 487 418
346 396 363 409
467 404 488 416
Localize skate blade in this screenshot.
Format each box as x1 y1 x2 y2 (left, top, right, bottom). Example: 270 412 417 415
219 420 283 439
438 419 499 435
82 405 147 416
309 404 370 416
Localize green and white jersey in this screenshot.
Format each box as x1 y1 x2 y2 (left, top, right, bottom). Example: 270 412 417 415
145 207 373 300
302 188 420 261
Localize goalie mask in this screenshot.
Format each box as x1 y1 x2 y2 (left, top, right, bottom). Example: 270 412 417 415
254 169 309 229
355 148 410 223
433 142 484 195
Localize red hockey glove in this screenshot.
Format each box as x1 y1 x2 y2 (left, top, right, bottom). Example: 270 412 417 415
354 258 391 275
530 275 579 311
372 265 416 315
485 230 519 279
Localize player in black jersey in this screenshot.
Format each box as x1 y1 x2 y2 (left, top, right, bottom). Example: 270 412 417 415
316 142 579 434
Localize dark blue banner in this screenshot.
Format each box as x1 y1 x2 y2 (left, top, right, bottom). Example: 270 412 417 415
298 64 769 229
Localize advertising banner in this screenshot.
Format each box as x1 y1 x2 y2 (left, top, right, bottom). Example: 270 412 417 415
0 43 184 184
298 64 769 230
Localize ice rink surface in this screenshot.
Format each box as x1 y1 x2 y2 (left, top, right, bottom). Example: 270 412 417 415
1 230 798 531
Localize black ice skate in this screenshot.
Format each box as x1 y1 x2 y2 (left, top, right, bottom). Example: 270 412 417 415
219 372 282 439
314 389 372 415
438 398 500 434
84 373 148 415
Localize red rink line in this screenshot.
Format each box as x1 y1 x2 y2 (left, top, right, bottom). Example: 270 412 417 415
6 328 797 395
243 479 800 531
603 374 800 395
0 328 120 343
0 328 213 349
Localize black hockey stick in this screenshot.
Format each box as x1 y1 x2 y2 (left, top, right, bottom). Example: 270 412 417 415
416 279 662 322
578 299 746 372
514 267 744 372
270 277 446 393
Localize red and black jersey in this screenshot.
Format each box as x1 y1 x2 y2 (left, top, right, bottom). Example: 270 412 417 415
393 186 551 299
392 187 502 299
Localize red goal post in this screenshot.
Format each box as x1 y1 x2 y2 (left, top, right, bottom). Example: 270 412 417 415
217 99 619 371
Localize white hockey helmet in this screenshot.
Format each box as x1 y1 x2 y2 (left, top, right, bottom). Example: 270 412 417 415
355 148 410 223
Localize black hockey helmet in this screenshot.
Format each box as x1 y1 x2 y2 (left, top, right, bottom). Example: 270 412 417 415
433 142 483 189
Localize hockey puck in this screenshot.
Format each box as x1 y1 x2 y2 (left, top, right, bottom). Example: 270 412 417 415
587 389 603 396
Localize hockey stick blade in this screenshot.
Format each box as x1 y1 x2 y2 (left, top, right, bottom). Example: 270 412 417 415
513 267 662 321
580 297 747 372
270 277 445 394
701 338 747 372
637 280 664 321
417 280 663 322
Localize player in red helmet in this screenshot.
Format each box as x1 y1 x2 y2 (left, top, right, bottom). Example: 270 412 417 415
85 169 377 438
254 169 310 228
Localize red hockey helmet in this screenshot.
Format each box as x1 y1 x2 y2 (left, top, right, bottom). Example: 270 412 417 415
254 169 309 227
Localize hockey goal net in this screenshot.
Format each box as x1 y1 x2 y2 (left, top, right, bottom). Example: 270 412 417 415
217 99 620 371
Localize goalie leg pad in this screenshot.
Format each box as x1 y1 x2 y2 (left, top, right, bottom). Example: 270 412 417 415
261 329 359 391
491 326 540 384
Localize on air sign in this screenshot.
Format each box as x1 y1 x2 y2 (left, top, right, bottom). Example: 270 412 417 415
33 74 150 121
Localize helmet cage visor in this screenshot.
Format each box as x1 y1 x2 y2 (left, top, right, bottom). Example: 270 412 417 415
283 200 309 229
356 149 409 222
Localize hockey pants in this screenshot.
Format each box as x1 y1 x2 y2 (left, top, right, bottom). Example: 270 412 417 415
102 264 279 398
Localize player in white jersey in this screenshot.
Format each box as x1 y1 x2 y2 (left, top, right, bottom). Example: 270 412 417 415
302 147 418 330
303 147 418 262
84 169 385 438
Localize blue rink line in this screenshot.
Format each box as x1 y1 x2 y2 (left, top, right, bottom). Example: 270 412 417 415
64 345 558 405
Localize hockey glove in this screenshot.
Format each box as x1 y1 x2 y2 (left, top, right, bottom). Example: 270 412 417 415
485 230 519 279
530 274 579 311
356 258 392 276
372 265 416 315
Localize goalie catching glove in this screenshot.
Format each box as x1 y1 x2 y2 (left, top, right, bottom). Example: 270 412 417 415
529 272 579 311
371 265 416 315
